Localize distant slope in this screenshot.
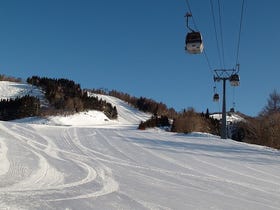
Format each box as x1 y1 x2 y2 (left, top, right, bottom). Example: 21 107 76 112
0 80 151 126
88 93 152 125
0 81 48 106
21 93 152 126
211 112 245 123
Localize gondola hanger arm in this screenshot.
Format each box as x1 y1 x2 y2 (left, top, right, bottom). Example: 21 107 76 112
185 12 195 32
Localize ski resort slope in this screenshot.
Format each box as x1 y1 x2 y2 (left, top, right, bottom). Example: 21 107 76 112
87 92 152 125
0 82 280 209
0 81 48 107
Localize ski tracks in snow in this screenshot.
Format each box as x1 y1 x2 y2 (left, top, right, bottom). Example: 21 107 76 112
0 123 119 209
0 121 280 209
109 129 280 210
0 138 9 176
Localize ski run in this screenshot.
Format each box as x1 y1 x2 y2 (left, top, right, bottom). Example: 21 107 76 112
0 81 280 209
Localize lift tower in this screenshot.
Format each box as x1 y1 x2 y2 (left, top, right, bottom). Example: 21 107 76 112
213 69 240 139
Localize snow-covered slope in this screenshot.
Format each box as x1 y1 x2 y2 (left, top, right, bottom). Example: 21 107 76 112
0 81 280 209
0 81 48 107
17 93 152 126
1 122 280 210
211 112 245 123
1 81 151 126
88 92 152 125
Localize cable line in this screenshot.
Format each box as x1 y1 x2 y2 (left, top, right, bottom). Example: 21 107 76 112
232 86 236 111
185 0 217 107
217 0 225 68
235 0 245 67
184 0 212 71
231 0 245 111
203 50 212 71
210 0 223 69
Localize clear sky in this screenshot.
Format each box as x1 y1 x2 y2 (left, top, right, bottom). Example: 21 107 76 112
0 0 279 116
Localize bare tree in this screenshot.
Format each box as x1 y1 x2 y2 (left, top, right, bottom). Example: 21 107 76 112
261 89 280 115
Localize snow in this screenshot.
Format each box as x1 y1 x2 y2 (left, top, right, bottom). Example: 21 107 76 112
211 112 245 123
0 81 48 106
0 81 280 209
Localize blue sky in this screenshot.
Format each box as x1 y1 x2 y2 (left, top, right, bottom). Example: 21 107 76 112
0 0 279 116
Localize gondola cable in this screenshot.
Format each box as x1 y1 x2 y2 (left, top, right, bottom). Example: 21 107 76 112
232 0 245 111
235 0 245 70
209 0 244 110
185 0 211 70
217 0 225 68
185 0 217 107
210 0 223 69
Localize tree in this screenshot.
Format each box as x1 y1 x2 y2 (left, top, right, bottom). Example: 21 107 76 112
170 108 211 134
261 89 280 115
0 96 40 120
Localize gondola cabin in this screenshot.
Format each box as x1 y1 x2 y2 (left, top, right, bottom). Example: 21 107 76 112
185 32 204 54
229 74 240 86
213 93 219 102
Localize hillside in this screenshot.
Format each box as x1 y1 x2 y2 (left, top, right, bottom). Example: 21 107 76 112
0 81 280 209
0 81 47 106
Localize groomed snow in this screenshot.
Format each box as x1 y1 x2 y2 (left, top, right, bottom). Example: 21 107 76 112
0 81 280 209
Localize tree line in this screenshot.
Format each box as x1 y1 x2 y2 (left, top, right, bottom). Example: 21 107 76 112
0 74 22 83
92 89 178 118
138 108 220 135
101 88 280 149
234 90 280 149
0 76 118 121
171 108 220 135
0 96 40 121
91 89 220 135
26 76 117 119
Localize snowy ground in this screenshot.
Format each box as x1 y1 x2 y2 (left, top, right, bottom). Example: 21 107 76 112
0 81 280 209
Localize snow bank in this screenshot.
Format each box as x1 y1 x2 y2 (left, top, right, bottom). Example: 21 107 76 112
47 111 113 126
